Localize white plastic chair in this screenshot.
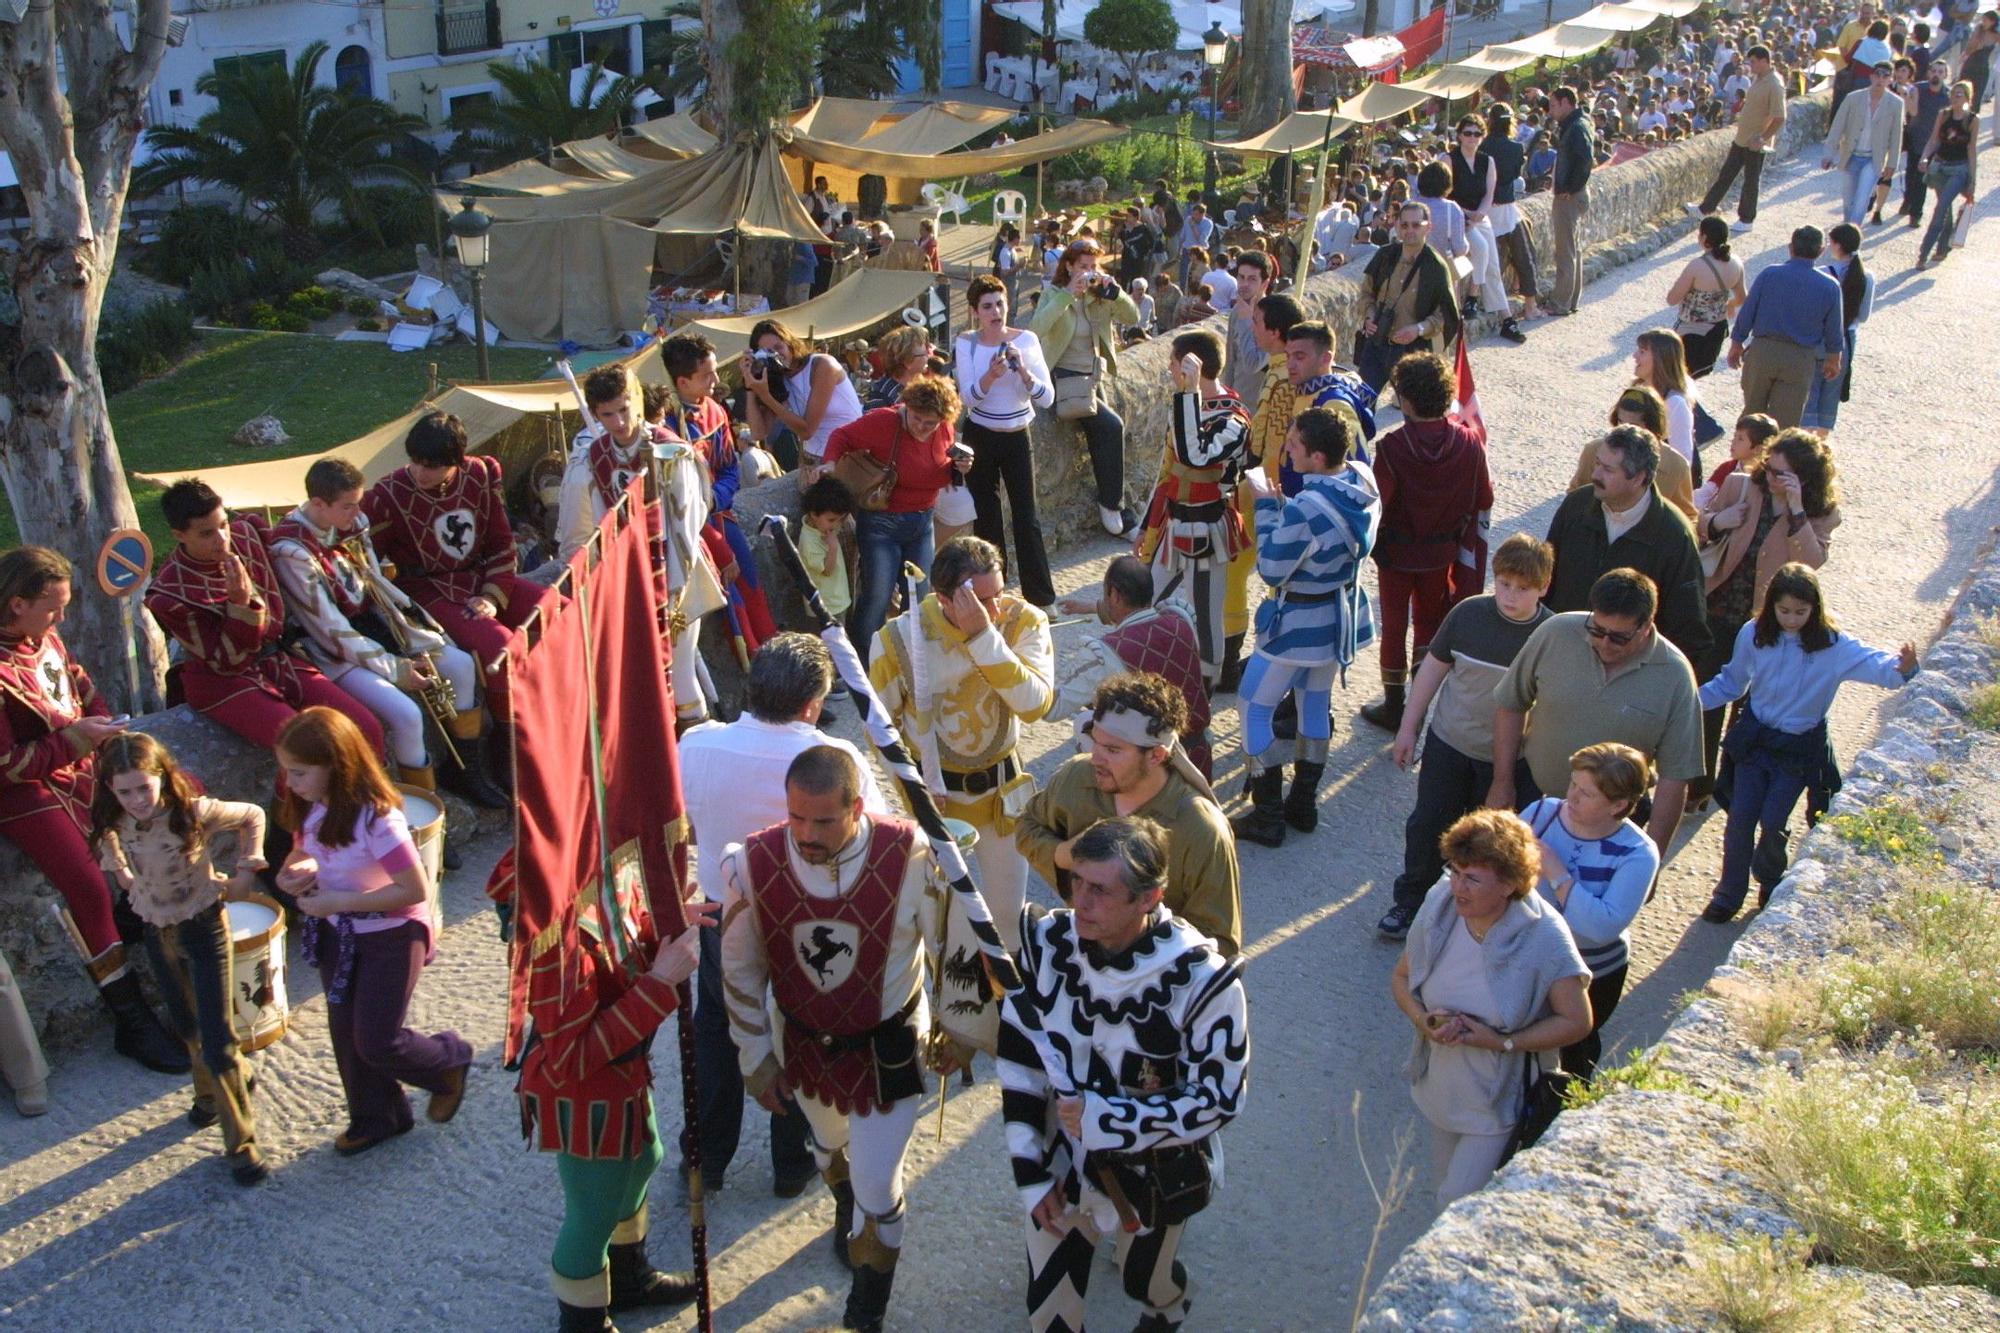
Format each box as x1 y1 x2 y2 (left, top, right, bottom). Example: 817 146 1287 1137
992 189 1028 229
921 181 970 228
986 53 1004 93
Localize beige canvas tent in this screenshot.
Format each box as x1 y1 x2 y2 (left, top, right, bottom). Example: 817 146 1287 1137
628 112 718 159
557 136 669 181
783 118 1126 182
457 159 596 195
1208 108 1357 155
1493 24 1618 60
1328 81 1435 125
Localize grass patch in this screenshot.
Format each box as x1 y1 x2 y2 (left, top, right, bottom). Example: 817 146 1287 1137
1821 797 1947 869
1748 1054 2000 1293
1562 1044 1699 1111
1968 683 2000 731
0 331 553 551
1686 1231 1863 1332
1969 611 2000 653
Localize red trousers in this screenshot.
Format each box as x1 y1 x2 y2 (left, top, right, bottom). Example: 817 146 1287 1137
0 803 118 955
1377 565 1456 685
182 665 386 761
420 573 553 721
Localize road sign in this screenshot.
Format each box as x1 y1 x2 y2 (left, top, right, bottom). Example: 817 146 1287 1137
95 528 153 599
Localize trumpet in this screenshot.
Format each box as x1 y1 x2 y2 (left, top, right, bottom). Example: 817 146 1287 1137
338 533 464 768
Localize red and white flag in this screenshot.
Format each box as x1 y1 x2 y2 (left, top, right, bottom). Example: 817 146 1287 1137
1452 336 1491 597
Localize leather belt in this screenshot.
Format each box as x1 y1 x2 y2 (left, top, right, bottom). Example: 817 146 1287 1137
942 754 1020 795
780 991 921 1054
1167 499 1227 523
1274 587 1342 606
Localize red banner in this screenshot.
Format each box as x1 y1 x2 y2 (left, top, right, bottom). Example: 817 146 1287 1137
1396 8 1449 70
500 480 690 1061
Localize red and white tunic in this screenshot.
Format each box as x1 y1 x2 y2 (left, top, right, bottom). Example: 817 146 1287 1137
269 509 446 683
0 629 104 831
146 515 320 709
362 455 520 609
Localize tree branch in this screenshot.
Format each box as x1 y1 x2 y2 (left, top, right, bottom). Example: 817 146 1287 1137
0 4 65 216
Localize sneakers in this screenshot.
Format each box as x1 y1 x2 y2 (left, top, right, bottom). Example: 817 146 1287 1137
1376 902 1419 940
1099 505 1138 538
1730 220 1754 234
1499 319 1528 343
1682 201 1708 216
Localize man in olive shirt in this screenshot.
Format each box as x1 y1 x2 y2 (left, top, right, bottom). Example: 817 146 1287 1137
1488 569 1704 859
1690 45 1788 229
1355 202 1459 392
1016 673 1241 955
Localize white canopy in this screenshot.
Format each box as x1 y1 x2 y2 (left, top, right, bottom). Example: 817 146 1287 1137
989 0 1354 52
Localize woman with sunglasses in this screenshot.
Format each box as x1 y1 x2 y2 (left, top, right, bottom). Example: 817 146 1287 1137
1915 79 1978 269
1449 118 1520 341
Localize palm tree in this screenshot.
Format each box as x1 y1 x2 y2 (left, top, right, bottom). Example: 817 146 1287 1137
452 59 648 167
818 0 910 99
135 40 424 258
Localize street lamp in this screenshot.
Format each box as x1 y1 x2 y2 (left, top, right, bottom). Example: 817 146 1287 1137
448 196 492 382
1202 21 1229 206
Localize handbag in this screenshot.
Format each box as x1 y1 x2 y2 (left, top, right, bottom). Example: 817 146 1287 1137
1052 364 1101 420
829 436 899 511
1103 1142 1214 1230
1499 1053 1573 1165
1692 399 1726 448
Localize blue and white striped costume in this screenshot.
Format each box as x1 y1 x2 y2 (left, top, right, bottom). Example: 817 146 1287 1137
1240 462 1382 769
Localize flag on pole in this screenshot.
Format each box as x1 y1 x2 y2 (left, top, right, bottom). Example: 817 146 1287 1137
1452 336 1491 597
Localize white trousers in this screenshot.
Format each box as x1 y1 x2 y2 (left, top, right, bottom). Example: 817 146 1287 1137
1465 216 1512 315
329 643 478 769
1428 1122 1512 1207
0 943 49 1095
798 1090 920 1246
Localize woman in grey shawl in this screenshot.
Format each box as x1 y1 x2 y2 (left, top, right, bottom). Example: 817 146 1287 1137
1390 809 1593 1206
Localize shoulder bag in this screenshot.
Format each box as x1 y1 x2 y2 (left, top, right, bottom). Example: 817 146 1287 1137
830 420 901 511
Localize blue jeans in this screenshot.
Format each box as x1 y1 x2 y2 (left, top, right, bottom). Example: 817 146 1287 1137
1800 327 1857 431
1841 153 1879 224
1713 751 1808 912
850 508 934 663
1921 163 1970 261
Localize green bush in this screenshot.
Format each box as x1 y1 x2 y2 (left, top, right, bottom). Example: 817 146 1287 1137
244 301 282 331
356 317 383 332
275 311 310 333
284 285 338 320
97 297 196 394
346 295 379 317
341 185 442 251
145 205 261 286
1047 114 1200 195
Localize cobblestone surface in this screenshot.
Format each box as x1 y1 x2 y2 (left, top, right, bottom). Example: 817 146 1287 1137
5 117 1999 1333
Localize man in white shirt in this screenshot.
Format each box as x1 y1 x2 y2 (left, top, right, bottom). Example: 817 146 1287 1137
1203 260 1239 310
1638 100 1669 133
678 632 890 1196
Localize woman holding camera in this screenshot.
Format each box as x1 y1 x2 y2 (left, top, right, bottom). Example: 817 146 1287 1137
954 274 1058 607
744 319 864 474
1391 809 1592 1206
1027 239 1142 542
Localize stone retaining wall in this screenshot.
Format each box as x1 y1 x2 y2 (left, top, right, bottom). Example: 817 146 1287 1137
1359 532 2000 1331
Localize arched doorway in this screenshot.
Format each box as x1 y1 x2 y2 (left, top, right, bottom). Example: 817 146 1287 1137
334 44 372 97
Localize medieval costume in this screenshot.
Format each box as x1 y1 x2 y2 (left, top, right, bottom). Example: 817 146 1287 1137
488 851 698 1332
363 453 552 731
870 592 1053 1049
658 389 778 658
270 508 490 799
1222 359 1300 683
146 514 385 760
0 628 184 1070
1233 460 1382 847
998 905 1249 1333
1051 597 1213 780
1136 387 1251 687
720 815 956 1333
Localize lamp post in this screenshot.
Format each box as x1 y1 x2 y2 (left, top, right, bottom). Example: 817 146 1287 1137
448 196 492 382
1192 22 1224 204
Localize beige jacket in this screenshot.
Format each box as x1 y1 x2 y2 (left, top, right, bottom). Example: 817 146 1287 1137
1696 471 1839 603
1826 86 1906 173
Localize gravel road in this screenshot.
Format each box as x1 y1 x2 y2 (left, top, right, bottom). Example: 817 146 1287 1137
4 131 1997 1332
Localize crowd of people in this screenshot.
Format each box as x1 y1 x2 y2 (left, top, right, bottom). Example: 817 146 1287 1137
0 3 1986 1327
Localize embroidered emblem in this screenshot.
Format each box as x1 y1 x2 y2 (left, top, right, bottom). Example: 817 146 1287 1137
432 507 478 561
794 920 860 992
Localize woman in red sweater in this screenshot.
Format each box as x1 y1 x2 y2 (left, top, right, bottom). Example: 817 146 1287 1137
822 374 971 660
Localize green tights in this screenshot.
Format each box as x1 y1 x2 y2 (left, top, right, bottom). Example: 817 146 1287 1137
551 1104 663 1280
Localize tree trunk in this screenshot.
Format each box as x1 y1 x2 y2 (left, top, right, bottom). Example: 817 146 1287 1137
701 0 746 139
1363 0 1382 38
1238 0 1298 136
0 2 173 714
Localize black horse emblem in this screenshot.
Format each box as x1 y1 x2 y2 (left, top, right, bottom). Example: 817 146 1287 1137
799 924 856 988
434 509 476 560
239 960 274 1012
41 658 63 695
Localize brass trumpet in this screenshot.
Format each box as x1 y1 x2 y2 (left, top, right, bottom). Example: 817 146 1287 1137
338 533 465 768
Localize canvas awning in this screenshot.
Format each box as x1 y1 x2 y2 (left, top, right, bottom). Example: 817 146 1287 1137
1400 63 1499 99
629 113 718 159
1492 24 1618 60
1619 0 1701 16
1328 81 1433 125
1208 108 1356 156
852 101 1016 156
1572 2 1669 32
680 269 935 367
557 137 665 181
1454 43 1542 73
782 118 1126 181
481 216 661 344
790 97 898 144
457 160 597 195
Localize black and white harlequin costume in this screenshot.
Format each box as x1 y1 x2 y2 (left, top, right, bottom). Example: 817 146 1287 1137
997 907 1248 1332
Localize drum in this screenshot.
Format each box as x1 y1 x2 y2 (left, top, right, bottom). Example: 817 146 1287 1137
396 784 446 927
224 892 289 1052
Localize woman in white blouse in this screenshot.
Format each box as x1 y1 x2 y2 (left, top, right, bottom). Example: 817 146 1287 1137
1632 328 1704 472
953 274 1057 605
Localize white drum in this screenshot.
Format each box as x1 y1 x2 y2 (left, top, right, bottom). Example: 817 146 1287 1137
396 784 445 928
224 892 289 1052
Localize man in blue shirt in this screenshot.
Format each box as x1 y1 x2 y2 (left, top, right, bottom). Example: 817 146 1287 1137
1726 226 1845 428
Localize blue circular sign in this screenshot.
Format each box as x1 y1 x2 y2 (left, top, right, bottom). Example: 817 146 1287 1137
96 528 154 599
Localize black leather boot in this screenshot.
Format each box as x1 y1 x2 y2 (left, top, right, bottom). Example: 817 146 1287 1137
445 732 510 809
1230 767 1288 848
1359 683 1405 732
487 720 516 796
555 1299 615 1333
1284 761 1326 833
100 966 191 1074
824 1151 855 1270
1216 634 1245 695
842 1217 900 1333
607 1242 696 1310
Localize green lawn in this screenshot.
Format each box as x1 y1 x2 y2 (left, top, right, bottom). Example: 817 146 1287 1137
0 331 554 551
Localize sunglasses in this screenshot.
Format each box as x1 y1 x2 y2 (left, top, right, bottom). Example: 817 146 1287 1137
1585 618 1641 646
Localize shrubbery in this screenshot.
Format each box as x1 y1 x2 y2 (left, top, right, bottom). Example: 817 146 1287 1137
97 297 196 393
1047 113 1203 196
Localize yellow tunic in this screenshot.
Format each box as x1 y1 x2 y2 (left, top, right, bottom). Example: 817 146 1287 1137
1226 361 1299 635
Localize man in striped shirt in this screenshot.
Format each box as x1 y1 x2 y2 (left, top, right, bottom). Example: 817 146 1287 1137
1231 408 1383 849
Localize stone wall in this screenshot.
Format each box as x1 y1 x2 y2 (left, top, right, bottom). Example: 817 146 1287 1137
1359 535 2000 1331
